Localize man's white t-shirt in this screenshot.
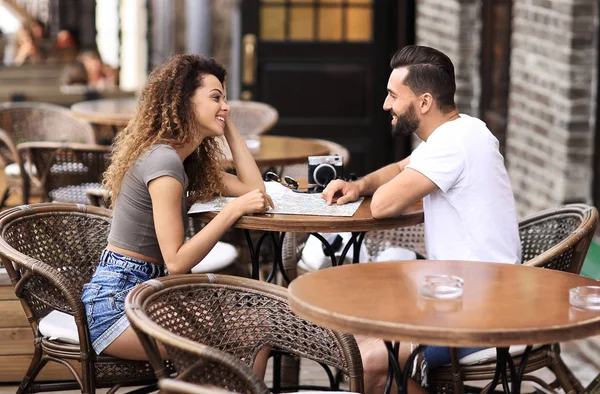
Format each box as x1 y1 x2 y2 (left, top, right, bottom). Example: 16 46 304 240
405 114 521 264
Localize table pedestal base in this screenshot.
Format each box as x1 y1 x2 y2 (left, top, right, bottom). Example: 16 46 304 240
383 344 533 394
244 230 366 285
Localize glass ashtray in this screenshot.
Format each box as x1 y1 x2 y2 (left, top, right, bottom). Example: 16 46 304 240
569 286 600 310
419 275 464 299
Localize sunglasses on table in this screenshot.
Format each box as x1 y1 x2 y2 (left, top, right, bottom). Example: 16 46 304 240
264 172 323 193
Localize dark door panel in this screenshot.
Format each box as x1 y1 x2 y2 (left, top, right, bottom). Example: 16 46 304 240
261 62 372 118
242 0 412 176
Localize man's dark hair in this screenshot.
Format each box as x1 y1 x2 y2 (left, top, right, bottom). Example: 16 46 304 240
390 45 456 113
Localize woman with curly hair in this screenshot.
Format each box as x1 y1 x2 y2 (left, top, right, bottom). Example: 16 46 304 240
82 54 272 360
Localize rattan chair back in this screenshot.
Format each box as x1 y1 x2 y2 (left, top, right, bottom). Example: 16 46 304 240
0 203 159 393
520 203 598 273
427 203 599 394
0 102 96 207
227 100 278 138
126 274 364 393
0 102 96 146
17 141 111 204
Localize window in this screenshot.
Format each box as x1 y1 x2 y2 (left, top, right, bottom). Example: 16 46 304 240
260 0 373 42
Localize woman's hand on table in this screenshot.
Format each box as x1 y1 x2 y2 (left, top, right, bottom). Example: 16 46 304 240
224 189 274 216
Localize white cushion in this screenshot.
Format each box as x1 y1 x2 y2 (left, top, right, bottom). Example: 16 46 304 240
374 247 417 262
459 344 544 365
300 233 369 272
38 310 79 345
191 242 238 273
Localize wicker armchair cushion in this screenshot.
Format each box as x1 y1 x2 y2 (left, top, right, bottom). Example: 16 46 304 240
49 182 103 204
190 242 238 273
4 162 37 177
457 344 544 365
38 310 79 344
373 246 417 262
300 233 369 271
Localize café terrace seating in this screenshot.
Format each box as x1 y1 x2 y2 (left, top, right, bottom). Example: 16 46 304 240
0 203 165 393
125 274 364 394
0 102 96 208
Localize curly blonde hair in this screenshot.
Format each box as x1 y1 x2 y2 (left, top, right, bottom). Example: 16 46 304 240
103 54 226 206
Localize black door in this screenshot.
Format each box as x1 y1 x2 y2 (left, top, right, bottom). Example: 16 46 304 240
241 0 413 176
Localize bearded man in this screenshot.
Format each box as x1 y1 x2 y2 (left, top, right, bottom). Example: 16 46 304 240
321 45 522 394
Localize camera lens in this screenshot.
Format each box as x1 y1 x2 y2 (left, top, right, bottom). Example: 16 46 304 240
313 163 337 186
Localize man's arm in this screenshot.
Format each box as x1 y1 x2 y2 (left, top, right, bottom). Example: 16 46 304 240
370 168 437 219
322 156 410 205
355 156 410 196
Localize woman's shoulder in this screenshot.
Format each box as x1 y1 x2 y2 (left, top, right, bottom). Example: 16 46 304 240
142 144 180 162
136 144 183 173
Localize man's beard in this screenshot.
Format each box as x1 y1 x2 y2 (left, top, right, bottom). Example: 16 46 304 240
391 105 420 137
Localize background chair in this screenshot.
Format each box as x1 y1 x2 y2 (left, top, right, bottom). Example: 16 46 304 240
0 203 164 394
17 141 110 205
227 100 278 139
427 203 599 394
125 274 365 393
0 102 96 208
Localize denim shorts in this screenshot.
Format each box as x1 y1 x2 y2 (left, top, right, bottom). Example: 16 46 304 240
422 346 486 369
81 249 165 355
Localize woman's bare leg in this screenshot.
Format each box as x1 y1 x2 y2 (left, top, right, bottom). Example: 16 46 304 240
253 347 271 379
102 326 168 360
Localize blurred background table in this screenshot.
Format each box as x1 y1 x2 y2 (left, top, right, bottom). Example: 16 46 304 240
70 97 136 127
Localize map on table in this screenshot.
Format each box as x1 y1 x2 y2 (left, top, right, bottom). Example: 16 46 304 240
188 181 363 217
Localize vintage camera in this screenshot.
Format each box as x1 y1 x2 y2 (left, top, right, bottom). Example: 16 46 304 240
308 155 344 187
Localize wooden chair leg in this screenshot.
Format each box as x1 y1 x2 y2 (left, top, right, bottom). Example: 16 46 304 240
17 348 46 394
549 356 580 394
0 187 10 209
449 347 465 394
548 344 580 394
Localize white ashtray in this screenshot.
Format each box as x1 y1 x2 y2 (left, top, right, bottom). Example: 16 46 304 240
419 275 464 299
569 286 600 310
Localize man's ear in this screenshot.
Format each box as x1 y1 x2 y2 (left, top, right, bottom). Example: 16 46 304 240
419 93 434 114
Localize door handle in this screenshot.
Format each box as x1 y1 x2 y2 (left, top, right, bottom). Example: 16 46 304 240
242 34 257 86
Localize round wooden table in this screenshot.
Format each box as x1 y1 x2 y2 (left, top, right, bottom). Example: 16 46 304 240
287 260 600 393
70 97 136 127
193 199 424 283
223 135 330 169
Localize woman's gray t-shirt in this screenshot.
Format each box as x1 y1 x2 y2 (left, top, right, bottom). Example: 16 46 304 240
108 144 189 260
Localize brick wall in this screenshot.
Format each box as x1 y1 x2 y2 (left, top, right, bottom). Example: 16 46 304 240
506 0 597 216
415 0 482 116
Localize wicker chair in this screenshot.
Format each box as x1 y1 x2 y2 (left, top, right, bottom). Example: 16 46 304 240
427 203 599 394
125 274 365 393
228 100 278 138
0 203 164 394
16 141 111 205
0 102 96 208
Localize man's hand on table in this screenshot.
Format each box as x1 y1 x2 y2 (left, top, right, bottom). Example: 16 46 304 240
322 179 360 206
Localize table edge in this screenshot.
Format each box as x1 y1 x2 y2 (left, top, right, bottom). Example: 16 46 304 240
287 283 600 347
